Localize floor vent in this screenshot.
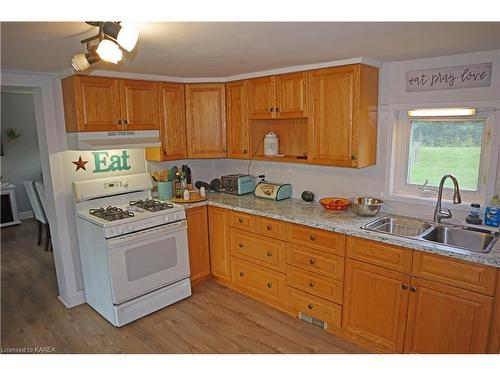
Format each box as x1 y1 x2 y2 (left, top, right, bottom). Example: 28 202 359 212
298 312 328 330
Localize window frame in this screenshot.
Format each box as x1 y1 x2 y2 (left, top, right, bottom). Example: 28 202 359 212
391 106 496 205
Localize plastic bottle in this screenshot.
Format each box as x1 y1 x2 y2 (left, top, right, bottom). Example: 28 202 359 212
484 195 500 227
174 172 183 199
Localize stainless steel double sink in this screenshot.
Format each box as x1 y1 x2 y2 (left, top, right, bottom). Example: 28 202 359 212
362 215 498 253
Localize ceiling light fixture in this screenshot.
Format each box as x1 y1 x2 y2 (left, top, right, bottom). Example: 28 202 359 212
96 39 123 64
408 108 477 117
70 21 139 71
71 44 100 71
102 22 139 52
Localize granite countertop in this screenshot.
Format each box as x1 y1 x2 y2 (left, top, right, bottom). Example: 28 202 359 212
182 193 500 269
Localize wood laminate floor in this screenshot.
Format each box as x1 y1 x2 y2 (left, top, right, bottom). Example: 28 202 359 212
1 219 366 354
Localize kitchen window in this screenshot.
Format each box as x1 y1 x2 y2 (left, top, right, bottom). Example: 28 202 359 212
392 107 496 204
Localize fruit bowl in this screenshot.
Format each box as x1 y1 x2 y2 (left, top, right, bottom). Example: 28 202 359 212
319 197 351 211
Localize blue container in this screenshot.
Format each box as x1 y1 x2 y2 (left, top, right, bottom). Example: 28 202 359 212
157 181 173 201
485 195 500 227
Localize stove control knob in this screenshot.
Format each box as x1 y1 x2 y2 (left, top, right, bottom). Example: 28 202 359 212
117 227 125 234
122 180 129 189
109 228 115 235
127 225 134 232
164 215 171 222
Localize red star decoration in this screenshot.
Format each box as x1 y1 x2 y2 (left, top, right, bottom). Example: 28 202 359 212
72 156 88 171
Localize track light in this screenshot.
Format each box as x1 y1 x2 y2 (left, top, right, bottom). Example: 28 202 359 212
96 39 122 64
71 44 100 71
102 22 139 52
408 108 477 117
70 21 139 71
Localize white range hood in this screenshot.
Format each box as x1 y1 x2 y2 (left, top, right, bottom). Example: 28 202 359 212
66 130 161 150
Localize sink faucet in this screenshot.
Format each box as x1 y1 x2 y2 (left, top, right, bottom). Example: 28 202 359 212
434 174 462 223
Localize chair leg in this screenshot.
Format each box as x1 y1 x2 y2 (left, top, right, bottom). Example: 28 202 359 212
45 224 50 252
37 221 42 246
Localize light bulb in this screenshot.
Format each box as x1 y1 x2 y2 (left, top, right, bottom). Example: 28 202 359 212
96 39 122 64
117 25 138 52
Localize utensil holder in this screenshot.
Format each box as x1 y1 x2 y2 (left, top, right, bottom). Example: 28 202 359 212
157 181 173 201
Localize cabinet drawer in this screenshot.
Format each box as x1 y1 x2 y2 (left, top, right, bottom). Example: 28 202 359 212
230 211 256 232
286 287 342 329
230 229 286 272
286 243 344 280
287 223 345 256
256 216 286 240
412 252 497 296
231 257 286 304
346 236 413 273
286 265 343 304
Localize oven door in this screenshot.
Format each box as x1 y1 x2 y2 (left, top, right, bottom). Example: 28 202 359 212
106 220 190 304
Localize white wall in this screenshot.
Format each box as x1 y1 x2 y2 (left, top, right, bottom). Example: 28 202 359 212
1 92 42 215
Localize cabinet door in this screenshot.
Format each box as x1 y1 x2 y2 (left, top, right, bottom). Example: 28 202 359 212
159 82 187 160
208 206 231 281
186 206 211 283
404 278 494 354
275 72 308 119
343 259 410 353
248 76 275 119
308 65 357 167
119 80 159 130
185 84 227 158
226 80 250 158
70 76 121 132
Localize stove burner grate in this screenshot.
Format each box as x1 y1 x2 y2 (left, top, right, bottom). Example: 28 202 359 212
129 198 174 212
89 206 135 222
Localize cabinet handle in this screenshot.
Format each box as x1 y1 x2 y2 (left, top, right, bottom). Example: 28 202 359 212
243 149 248 154
269 107 274 112
351 155 357 161
401 284 409 290
118 119 123 125
238 243 244 248
276 107 280 112
239 272 245 277
266 251 273 257
267 224 272 230
267 282 273 288
309 234 316 241
238 218 243 223
307 304 314 310
308 281 315 288
410 286 417 293
309 258 316 265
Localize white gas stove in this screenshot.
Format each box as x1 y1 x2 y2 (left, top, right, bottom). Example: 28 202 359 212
73 173 191 327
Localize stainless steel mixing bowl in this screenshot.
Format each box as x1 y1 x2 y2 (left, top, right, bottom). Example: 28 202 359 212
350 197 384 216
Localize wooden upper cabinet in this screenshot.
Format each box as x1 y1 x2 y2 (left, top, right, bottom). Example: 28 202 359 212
248 76 275 120
308 64 379 168
146 82 187 161
185 83 227 158
248 73 307 120
208 206 231 281
275 72 308 119
343 259 410 353
226 80 250 158
404 278 494 354
62 75 160 132
119 80 159 130
62 75 121 132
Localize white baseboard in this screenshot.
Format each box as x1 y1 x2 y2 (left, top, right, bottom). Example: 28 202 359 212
18 210 34 220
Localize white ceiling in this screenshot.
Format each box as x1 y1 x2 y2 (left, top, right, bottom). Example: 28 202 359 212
2 22 500 77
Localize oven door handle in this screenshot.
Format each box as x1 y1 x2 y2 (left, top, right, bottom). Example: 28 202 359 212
107 220 187 248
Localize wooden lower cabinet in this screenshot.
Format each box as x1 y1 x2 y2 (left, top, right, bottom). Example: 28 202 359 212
342 259 410 353
207 209 499 354
404 277 494 354
286 287 342 330
186 206 211 283
231 257 286 306
208 206 231 281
